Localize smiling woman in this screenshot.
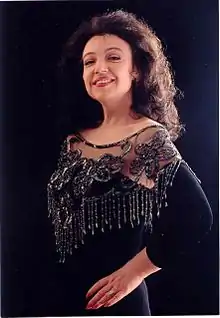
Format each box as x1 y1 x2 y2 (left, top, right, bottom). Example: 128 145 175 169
59 9 182 139
82 35 135 111
47 9 213 316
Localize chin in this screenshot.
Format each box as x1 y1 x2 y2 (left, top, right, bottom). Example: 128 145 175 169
91 93 116 103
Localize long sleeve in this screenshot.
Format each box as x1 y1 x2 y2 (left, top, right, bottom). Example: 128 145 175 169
145 161 213 269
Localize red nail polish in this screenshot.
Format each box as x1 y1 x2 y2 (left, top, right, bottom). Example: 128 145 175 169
94 303 102 309
86 305 92 310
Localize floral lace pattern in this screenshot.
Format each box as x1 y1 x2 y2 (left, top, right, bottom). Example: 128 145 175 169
47 127 184 262
130 129 178 180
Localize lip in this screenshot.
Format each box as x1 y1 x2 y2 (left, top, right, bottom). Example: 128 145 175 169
92 77 115 85
94 79 115 87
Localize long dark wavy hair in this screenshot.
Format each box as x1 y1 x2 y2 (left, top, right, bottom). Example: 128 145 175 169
56 9 184 141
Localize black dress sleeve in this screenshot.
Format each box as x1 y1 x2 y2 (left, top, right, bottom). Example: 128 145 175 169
145 161 213 269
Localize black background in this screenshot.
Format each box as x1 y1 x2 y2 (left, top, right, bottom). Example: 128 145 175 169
1 0 219 316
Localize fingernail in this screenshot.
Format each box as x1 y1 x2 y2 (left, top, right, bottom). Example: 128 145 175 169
93 304 99 309
86 305 93 310
92 303 102 310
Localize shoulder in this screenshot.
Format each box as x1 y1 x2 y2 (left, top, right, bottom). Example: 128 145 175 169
65 133 80 152
136 125 181 159
132 125 181 179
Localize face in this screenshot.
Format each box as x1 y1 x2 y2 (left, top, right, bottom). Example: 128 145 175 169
82 34 136 105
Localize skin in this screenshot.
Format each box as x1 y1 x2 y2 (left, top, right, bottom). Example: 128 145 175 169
82 34 136 125
82 34 157 144
86 249 160 309
81 34 161 310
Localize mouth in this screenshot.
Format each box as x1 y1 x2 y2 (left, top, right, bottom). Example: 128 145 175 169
93 78 115 87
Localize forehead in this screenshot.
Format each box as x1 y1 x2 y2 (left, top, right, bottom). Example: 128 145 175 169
82 34 132 56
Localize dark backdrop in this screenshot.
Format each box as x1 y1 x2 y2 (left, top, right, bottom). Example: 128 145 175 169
1 0 219 316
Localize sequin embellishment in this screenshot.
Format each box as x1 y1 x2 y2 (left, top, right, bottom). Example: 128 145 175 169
48 128 185 262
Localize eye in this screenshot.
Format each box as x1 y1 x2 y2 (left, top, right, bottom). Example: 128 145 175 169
108 55 121 61
84 60 95 67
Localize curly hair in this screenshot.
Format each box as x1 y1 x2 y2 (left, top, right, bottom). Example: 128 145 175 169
57 9 184 141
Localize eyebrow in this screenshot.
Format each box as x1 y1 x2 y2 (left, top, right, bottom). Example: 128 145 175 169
82 47 123 60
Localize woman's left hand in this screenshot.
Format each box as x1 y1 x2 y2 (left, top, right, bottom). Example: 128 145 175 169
85 263 145 310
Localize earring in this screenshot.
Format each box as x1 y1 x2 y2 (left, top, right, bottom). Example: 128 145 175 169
131 71 139 81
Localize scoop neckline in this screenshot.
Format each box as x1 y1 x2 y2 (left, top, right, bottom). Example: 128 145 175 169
75 123 163 149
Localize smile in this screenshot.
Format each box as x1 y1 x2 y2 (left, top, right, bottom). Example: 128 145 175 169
93 79 115 87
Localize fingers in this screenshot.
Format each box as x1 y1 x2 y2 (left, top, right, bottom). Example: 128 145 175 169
86 271 127 309
86 277 108 299
104 292 123 307
86 285 114 309
95 289 120 309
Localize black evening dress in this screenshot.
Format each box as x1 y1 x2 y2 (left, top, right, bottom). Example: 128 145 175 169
47 125 213 316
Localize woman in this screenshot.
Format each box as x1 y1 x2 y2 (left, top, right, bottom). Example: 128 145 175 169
47 9 213 316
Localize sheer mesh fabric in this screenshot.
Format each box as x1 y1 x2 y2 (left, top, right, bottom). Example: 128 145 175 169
67 124 181 189
47 124 183 262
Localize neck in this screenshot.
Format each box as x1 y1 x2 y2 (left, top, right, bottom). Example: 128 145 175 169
100 95 140 127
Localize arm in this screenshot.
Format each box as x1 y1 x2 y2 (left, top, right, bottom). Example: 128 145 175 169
85 128 213 310
122 247 161 279
85 247 159 310
124 161 213 275
145 161 213 269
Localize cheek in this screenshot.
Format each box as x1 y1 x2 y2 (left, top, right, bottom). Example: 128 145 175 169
82 72 86 85
117 65 133 84
83 73 90 91
83 76 95 98
119 72 133 89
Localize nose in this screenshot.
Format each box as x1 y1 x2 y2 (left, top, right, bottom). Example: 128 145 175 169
94 60 109 74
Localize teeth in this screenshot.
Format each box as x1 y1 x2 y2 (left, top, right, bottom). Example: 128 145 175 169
96 79 113 85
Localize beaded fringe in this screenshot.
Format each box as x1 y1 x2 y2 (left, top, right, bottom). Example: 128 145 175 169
48 159 183 263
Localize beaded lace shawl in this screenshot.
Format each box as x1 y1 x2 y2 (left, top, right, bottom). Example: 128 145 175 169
47 124 184 263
